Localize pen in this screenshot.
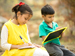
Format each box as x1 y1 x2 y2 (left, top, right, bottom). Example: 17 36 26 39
20 36 25 43
19 36 32 46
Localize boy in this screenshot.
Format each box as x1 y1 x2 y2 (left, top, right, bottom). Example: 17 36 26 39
39 4 75 56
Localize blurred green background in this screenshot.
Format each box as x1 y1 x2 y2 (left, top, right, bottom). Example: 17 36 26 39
0 0 75 54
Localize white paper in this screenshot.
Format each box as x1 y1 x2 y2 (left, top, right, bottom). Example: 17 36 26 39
18 46 35 49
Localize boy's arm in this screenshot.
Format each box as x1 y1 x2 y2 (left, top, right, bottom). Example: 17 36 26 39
39 25 46 38
41 36 46 40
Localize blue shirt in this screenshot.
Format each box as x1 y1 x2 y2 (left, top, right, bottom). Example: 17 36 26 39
39 21 60 46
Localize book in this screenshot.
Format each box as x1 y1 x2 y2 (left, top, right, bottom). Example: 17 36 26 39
18 46 35 49
42 27 67 44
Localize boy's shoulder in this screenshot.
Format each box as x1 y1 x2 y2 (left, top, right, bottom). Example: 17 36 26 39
40 21 44 25
39 21 58 26
52 22 58 25
39 21 46 27
39 21 58 28
52 22 58 27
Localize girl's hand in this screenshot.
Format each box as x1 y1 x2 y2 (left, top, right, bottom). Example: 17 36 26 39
11 43 31 49
28 43 33 46
18 43 42 49
18 43 30 48
33 43 42 48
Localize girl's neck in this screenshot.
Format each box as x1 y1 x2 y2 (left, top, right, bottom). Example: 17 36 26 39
11 18 19 25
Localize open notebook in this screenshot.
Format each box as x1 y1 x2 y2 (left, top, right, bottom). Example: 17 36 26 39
18 46 35 49
42 27 67 44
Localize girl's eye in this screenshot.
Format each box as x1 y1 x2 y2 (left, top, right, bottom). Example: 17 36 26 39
25 18 27 20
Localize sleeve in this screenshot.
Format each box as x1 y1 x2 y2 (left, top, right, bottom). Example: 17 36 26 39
1 25 12 51
56 23 59 27
39 25 46 38
26 25 31 43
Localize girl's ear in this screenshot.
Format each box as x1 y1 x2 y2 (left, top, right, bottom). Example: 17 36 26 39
17 11 21 17
28 14 32 20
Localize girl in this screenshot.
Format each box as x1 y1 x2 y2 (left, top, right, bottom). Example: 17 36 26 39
1 2 49 56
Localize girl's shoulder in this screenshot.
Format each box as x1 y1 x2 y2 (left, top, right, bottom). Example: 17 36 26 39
5 20 10 24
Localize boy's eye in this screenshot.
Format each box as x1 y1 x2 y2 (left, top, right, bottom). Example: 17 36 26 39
49 16 54 18
28 20 29 21
49 17 51 18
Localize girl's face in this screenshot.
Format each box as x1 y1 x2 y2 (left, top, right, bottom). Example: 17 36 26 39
17 13 32 25
42 14 54 24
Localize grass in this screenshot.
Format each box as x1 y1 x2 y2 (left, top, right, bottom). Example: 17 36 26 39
30 35 43 45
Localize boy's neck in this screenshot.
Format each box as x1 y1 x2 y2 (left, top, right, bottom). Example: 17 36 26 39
45 21 53 28
44 21 52 25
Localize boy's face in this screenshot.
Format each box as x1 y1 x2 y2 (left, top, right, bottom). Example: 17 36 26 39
42 14 54 23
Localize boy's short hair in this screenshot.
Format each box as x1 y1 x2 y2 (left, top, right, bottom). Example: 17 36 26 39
41 4 55 16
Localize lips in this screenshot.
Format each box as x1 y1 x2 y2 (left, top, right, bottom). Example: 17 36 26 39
23 23 26 24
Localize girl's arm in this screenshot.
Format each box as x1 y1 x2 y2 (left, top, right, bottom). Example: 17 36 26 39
26 25 31 43
11 43 29 49
1 25 12 50
1 25 41 50
1 25 30 50
26 25 42 48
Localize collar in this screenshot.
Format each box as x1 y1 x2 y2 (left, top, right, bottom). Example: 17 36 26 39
43 21 53 28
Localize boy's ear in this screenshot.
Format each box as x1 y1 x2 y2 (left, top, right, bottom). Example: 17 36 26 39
42 15 45 18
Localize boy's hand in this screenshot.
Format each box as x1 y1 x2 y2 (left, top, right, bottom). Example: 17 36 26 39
56 27 62 30
56 27 65 38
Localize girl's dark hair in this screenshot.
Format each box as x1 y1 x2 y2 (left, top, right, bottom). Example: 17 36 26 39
41 4 55 16
12 3 33 19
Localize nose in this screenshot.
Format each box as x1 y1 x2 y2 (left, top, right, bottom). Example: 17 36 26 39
25 20 28 23
52 17 54 20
